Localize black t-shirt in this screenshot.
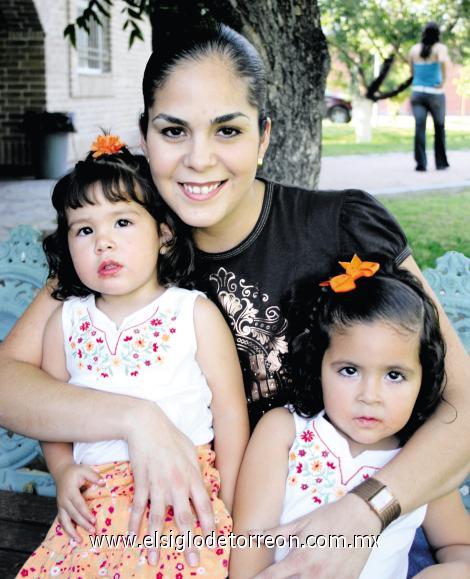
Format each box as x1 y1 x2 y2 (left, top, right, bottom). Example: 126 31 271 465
193 181 411 427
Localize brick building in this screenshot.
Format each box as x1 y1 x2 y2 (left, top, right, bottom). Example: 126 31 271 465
0 0 151 176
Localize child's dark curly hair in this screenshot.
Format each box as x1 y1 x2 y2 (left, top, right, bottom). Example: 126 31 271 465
288 263 446 444
43 144 194 300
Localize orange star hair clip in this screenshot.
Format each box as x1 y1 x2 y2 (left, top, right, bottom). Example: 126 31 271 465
90 134 125 158
320 254 380 293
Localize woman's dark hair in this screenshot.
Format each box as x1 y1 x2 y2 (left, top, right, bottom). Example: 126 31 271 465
139 23 268 136
420 22 440 59
43 145 194 300
288 264 446 444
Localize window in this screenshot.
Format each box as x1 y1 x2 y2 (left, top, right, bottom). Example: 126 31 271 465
77 1 111 74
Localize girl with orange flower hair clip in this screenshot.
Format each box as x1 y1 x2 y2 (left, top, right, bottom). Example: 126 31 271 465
231 258 470 579
17 136 249 578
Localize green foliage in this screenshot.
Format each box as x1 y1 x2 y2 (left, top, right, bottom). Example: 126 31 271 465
319 0 470 97
64 0 152 48
381 190 470 268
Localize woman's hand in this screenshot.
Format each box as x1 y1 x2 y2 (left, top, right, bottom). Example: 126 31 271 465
254 493 380 579
124 401 215 568
55 462 106 542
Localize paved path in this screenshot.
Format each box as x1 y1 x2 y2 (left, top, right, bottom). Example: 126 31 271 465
0 149 469 240
318 150 470 195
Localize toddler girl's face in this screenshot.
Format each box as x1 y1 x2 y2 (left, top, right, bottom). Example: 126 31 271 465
66 182 169 304
321 320 422 456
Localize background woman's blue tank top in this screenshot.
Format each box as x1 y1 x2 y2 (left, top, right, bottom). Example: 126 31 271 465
412 62 442 87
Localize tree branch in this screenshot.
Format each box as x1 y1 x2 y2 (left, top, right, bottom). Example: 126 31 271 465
366 55 394 99
369 76 413 101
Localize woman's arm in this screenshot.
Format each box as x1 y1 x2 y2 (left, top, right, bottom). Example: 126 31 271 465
438 43 451 86
440 61 447 86
230 407 294 578
408 46 415 76
0 287 143 441
39 307 78 493
194 297 249 511
414 490 470 578
40 307 102 539
0 287 215 566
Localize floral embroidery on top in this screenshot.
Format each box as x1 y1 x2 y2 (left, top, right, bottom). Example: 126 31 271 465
287 417 378 505
288 424 340 505
68 305 178 378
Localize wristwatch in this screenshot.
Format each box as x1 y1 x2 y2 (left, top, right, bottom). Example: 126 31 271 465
350 477 401 532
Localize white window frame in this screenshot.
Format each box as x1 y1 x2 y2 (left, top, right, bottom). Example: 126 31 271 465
76 0 111 74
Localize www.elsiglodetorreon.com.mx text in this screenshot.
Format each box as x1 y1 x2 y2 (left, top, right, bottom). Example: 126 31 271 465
88 531 380 551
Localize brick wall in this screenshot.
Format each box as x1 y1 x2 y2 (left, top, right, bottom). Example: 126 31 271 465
0 0 46 172
0 0 151 175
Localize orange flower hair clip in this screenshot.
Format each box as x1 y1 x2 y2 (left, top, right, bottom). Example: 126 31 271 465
90 134 125 158
320 254 380 293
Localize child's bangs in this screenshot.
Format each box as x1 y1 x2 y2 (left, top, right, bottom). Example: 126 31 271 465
99 172 144 206
64 165 144 210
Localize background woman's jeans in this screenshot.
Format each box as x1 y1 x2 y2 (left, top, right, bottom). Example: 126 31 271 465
411 92 449 170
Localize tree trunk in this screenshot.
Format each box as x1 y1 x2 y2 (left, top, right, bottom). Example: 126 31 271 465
152 0 329 189
352 96 373 143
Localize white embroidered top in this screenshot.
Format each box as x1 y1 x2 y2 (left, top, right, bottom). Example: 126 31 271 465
275 411 427 579
61 287 213 465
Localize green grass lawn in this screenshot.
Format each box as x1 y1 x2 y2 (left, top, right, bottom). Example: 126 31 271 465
380 189 470 269
322 124 470 156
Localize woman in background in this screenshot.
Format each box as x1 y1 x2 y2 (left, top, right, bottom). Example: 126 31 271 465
409 22 450 172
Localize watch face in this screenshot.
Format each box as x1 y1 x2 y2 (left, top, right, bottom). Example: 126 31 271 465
371 487 394 511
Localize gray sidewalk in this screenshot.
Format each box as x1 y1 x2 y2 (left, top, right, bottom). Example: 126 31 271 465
0 149 469 241
318 150 470 195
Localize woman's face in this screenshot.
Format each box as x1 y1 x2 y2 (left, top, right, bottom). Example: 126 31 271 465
141 55 270 237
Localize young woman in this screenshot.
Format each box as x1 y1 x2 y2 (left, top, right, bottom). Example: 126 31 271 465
1 24 469 578
409 21 451 171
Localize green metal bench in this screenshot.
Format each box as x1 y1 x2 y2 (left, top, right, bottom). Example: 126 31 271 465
423 251 470 353
423 251 470 512
0 226 54 576
0 226 55 497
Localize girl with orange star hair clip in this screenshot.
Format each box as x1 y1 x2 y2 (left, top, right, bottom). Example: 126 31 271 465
231 257 470 579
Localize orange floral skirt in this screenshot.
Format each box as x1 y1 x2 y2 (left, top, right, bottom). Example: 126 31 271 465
18 446 231 578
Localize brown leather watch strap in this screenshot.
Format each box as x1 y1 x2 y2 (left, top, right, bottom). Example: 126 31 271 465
350 477 401 532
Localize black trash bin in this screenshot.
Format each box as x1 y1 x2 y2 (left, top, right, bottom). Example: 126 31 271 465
23 112 76 179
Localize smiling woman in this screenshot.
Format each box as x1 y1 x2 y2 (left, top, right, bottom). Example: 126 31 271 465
1 22 470 579
141 55 270 251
